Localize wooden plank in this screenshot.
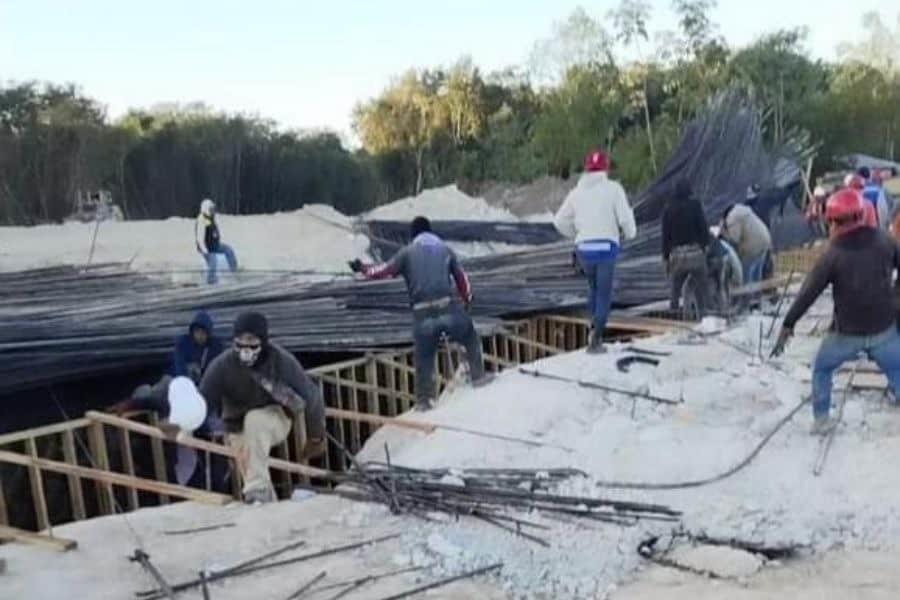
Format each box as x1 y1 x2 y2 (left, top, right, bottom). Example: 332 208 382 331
0 477 7 526
318 380 332 473
309 356 371 376
0 525 77 552
146 412 170 505
61 430 86 521
399 354 412 413
347 368 361 452
87 422 114 515
0 418 92 447
499 332 563 357
118 428 139 511
365 357 379 439
384 358 398 417
85 412 332 480
0 450 231 506
25 438 50 532
291 412 309 486
325 408 436 433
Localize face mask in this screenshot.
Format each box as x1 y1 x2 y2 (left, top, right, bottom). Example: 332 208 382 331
234 342 262 366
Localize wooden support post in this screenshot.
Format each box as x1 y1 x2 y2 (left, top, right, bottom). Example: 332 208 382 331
0 476 8 526
118 428 139 511
87 422 115 515
319 380 332 473
400 354 412 413
25 438 50 532
365 357 379 439
346 368 361 452
292 413 309 486
61 430 87 521
385 359 398 416
147 412 170 505
0 525 76 552
272 440 291 498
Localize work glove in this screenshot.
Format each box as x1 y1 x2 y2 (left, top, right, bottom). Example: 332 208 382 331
770 326 793 358
348 259 364 274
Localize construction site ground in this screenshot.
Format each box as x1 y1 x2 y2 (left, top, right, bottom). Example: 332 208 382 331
4 293 900 599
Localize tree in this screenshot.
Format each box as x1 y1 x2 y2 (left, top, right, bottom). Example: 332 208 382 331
529 7 615 83
610 0 659 172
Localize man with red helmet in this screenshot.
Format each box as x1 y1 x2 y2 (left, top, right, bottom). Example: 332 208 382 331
554 148 637 353
773 188 900 434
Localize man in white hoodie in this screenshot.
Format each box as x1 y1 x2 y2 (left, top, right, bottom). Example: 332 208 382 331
554 149 637 353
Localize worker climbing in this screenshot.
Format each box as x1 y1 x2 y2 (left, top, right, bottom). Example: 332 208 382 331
661 178 712 317
172 310 223 383
553 148 637 353
195 198 238 285
349 216 490 410
772 188 900 434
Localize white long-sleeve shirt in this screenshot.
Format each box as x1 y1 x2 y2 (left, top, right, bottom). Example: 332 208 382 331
553 172 637 245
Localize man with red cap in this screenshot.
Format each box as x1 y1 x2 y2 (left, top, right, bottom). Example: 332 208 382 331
772 189 900 434
554 148 637 353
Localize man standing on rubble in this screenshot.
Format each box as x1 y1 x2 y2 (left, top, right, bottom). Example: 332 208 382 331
553 148 637 353
720 202 772 284
349 216 489 410
196 198 238 285
772 189 900 434
200 311 326 503
661 179 711 316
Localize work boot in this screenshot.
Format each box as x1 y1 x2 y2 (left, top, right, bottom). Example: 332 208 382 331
586 330 606 355
810 415 837 436
243 487 276 505
471 372 496 388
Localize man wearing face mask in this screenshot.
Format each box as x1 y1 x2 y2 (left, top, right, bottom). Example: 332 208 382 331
200 311 326 503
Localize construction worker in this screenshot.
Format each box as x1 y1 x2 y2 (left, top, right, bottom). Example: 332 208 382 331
661 179 711 316
720 202 772 284
195 198 238 285
772 189 900 434
553 148 637 353
349 216 488 410
706 227 743 312
858 167 891 229
108 375 223 487
200 311 326 503
172 310 224 383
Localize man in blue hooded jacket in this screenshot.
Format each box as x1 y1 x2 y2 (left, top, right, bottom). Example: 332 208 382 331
173 311 224 383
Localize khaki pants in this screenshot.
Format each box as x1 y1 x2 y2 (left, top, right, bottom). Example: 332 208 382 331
227 405 291 499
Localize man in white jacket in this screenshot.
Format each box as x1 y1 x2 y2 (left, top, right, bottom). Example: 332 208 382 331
553 149 637 353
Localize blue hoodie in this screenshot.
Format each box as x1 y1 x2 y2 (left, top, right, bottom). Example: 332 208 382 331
172 311 224 381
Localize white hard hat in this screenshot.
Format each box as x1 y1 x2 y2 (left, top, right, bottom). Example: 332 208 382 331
200 198 215 216
167 376 207 432
813 185 826 197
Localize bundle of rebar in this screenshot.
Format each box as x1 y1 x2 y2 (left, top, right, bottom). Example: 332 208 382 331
337 463 680 546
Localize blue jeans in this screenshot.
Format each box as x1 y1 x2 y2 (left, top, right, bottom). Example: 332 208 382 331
413 304 485 406
812 326 900 418
579 257 617 334
743 250 768 284
204 244 238 284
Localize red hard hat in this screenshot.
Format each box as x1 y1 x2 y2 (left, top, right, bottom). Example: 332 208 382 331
825 189 864 222
845 175 866 191
584 149 610 172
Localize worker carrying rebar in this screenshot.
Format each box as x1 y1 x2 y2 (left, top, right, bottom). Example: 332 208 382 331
661 179 712 316
195 198 238 285
172 310 224 383
772 189 900 435
553 148 637 353
349 216 489 410
719 202 772 284
200 311 326 503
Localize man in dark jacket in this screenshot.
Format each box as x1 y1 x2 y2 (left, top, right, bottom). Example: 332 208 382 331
200 311 326 503
349 216 489 410
173 311 224 383
661 179 712 315
773 189 900 434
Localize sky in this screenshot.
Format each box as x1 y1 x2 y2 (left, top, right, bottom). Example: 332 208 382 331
1 0 897 137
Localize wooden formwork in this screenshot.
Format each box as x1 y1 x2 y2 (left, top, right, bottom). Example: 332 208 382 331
775 243 826 275
0 313 678 535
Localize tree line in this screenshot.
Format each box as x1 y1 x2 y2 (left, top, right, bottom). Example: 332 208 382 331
1 2 898 225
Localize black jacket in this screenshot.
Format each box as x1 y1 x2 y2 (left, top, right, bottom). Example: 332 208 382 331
661 197 710 261
200 343 325 437
783 227 900 335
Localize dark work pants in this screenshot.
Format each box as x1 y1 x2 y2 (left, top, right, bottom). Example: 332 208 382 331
413 304 485 406
668 245 710 315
